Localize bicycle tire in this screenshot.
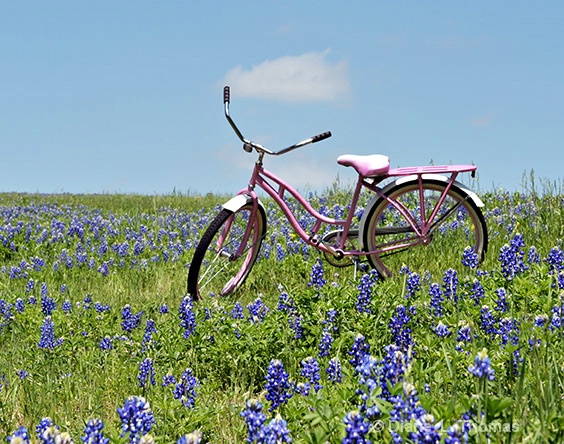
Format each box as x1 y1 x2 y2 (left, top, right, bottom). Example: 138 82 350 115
187 204 267 300
361 178 488 277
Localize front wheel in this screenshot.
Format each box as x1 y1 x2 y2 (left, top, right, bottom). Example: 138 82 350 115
361 178 488 277
187 203 267 300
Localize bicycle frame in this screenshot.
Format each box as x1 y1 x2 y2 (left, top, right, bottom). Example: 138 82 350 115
232 155 478 261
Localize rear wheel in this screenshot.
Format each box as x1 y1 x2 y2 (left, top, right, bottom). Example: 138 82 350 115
361 179 487 277
187 204 267 300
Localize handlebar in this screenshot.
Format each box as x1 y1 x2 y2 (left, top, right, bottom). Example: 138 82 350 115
223 85 331 156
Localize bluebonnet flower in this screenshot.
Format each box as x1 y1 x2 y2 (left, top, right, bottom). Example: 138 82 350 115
479 306 498 338
36 418 72 444
36 418 57 440
240 399 267 443
324 308 338 329
138 358 156 388
469 279 485 306
494 288 508 313
247 297 269 323
527 246 541 264
141 319 157 353
41 289 56 317
388 382 427 424
428 283 444 317
277 291 295 314
176 432 202 444
62 300 72 313
231 302 245 319
83 295 93 310
444 421 471 444
406 271 421 299
7 426 30 444
38 316 63 350
301 356 322 392
117 396 156 444
173 368 199 409
25 278 35 293
498 317 520 347
15 298 25 313
16 369 29 380
275 243 285 261
342 411 371 444
179 296 196 338
550 304 563 330
534 314 548 328
264 359 292 411
27 295 37 305
318 329 333 357
162 374 177 387
413 413 442 443
456 324 473 344
468 349 495 380
288 314 303 339
262 415 292 443
99 336 113 351
546 246 564 274
379 344 409 399
443 268 459 302
308 258 326 289
348 334 370 369
295 382 311 396
94 302 111 313
389 305 415 352
498 233 528 279
356 270 378 313
326 357 342 384
461 246 479 269
433 321 451 338
121 305 143 333
81 418 109 444
159 303 169 314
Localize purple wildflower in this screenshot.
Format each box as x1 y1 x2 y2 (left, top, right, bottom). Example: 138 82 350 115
173 368 199 409
461 246 479 269
264 359 292 411
117 396 156 444
240 399 266 443
179 296 196 338
81 419 110 444
308 258 326 289
468 349 495 380
342 411 371 444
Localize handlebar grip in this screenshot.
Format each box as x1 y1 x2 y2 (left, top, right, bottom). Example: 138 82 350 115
311 131 332 143
224 86 230 103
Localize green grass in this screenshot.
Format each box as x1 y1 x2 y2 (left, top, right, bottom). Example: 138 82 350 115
0 183 563 443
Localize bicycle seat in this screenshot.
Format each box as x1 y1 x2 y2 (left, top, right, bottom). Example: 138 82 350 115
337 154 390 177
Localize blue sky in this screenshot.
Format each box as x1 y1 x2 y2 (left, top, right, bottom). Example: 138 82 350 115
1 1 563 195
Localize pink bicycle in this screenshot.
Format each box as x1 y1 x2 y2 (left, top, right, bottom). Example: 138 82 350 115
187 86 488 300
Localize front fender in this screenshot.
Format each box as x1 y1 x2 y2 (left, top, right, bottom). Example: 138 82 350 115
222 193 265 213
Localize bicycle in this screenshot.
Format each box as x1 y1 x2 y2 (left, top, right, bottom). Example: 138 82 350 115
187 86 488 300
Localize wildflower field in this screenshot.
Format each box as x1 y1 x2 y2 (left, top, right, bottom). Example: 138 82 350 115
1 181 563 443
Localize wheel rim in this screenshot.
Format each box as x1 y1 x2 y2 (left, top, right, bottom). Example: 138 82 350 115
364 182 485 277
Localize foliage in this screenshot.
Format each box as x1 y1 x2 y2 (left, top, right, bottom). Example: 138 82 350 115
0 186 564 443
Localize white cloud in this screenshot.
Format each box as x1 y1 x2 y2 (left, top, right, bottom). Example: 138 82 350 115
220 50 350 102
471 115 493 128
